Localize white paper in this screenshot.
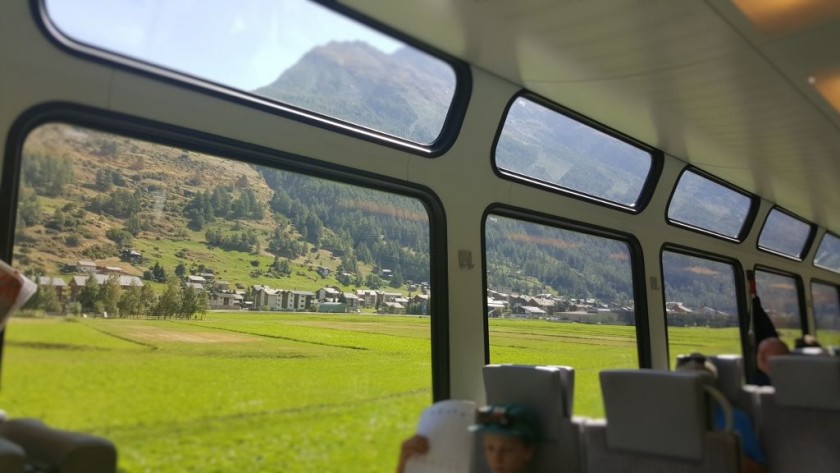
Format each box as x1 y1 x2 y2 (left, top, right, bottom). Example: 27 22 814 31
0 259 37 330
405 399 477 473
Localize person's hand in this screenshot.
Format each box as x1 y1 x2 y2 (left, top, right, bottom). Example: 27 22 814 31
396 435 429 473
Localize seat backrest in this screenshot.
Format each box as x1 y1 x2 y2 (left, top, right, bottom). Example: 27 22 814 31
757 356 840 473
707 354 760 420
477 364 580 473
583 370 740 473
0 419 117 473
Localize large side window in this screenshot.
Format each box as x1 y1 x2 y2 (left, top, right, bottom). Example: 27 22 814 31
754 269 803 347
494 97 655 210
662 250 742 367
484 213 639 417
812 282 840 347
4 122 433 472
667 169 753 240
43 0 460 147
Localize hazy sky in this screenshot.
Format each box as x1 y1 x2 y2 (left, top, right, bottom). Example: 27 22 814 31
46 0 403 90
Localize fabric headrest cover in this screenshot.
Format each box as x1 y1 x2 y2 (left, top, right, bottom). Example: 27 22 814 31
601 370 708 461
771 356 840 410
482 364 574 441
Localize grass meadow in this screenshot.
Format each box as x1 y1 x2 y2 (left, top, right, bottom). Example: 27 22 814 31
0 314 748 472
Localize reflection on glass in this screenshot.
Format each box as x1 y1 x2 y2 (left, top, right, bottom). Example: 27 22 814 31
815 233 840 273
758 209 811 259
668 171 752 239
812 282 840 347
662 251 741 367
754 270 802 347
495 98 652 208
45 0 457 144
484 214 637 417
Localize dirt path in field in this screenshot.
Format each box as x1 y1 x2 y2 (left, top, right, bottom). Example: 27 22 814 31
124 326 255 344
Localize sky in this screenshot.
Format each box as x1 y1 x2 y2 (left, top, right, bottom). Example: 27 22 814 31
46 0 404 90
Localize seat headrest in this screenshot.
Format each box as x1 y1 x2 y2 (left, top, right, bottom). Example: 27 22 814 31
708 355 745 402
770 355 840 409
600 370 711 461
482 364 574 440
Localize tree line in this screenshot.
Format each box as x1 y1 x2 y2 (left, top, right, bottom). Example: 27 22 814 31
24 274 207 319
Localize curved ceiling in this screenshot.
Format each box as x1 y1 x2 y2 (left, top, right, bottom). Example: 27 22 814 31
340 0 840 233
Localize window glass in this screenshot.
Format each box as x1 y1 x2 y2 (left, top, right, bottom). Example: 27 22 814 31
754 270 802 347
668 170 752 239
758 209 812 259
662 251 741 367
812 282 840 347
44 0 457 145
494 97 653 208
4 123 432 472
814 233 840 273
484 214 638 417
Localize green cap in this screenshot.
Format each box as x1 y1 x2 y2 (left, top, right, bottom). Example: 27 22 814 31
470 404 540 445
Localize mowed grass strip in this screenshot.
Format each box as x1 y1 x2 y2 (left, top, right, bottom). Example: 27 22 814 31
0 313 433 473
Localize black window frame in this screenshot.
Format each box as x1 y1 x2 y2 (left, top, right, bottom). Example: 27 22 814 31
659 245 750 370
813 231 840 274
0 102 452 400
665 166 759 243
480 204 652 369
491 92 663 214
752 265 808 336
31 0 472 157
756 206 816 261
810 279 840 337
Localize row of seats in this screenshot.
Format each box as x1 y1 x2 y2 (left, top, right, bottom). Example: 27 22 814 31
474 354 840 473
0 418 116 473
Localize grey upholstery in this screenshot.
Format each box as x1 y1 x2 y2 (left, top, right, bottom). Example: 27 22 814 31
708 355 760 420
584 370 740 473
477 364 581 473
772 356 840 410
757 356 840 473
0 418 117 473
0 437 25 473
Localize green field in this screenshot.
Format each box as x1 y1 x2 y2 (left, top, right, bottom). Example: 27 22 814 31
0 314 747 472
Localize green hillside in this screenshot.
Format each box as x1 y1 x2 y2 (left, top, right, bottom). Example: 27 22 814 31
13 124 419 296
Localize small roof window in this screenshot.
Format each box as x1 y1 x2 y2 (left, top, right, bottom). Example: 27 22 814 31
667 169 753 240
494 97 654 209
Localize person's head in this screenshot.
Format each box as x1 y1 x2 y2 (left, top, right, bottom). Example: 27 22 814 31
472 404 539 473
757 337 790 375
675 352 718 380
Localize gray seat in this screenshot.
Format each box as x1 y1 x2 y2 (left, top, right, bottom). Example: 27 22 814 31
0 437 25 473
707 354 760 421
758 355 840 473
477 364 581 473
584 370 740 473
0 418 117 473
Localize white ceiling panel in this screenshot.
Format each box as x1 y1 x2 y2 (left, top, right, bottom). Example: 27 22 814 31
342 0 840 231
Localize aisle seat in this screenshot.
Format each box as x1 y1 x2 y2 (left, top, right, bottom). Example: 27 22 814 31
478 364 581 473
584 370 740 473
758 356 840 473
